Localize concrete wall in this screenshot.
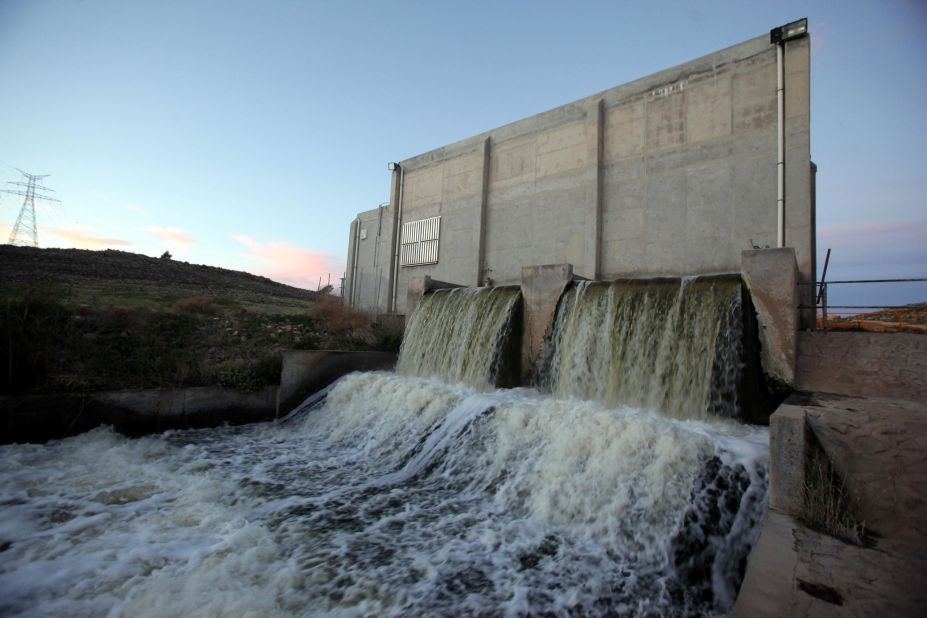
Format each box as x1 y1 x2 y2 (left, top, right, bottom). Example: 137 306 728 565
278 350 397 415
796 332 927 402
348 28 814 319
345 205 395 311
736 393 927 616
2 385 279 443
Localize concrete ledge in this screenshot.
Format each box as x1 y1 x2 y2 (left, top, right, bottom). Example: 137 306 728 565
742 248 798 388
278 350 397 415
738 393 927 616
733 510 800 618
735 509 927 617
797 331 927 402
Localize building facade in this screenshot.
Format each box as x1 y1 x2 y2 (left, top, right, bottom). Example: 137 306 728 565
346 24 814 321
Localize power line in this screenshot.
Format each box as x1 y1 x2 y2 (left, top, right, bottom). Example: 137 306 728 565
2 168 60 247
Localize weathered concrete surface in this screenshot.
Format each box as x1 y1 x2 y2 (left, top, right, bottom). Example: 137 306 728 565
733 511 799 618
735 510 927 617
768 403 809 515
796 332 927 402
1 385 279 443
404 275 463 325
801 393 927 543
519 264 573 378
736 393 927 616
278 350 397 416
741 248 798 388
350 30 814 316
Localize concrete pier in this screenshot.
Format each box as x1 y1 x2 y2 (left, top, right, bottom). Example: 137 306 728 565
519 264 574 379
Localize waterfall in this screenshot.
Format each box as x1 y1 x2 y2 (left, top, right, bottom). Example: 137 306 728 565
0 278 768 617
397 286 521 388
540 276 743 420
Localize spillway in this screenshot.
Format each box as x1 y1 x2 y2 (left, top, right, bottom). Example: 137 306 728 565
0 280 768 617
397 286 521 388
540 276 744 420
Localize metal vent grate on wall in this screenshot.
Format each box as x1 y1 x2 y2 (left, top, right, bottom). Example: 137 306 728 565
400 216 440 266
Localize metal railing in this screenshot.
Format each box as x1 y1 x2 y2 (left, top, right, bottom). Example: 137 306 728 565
798 249 927 331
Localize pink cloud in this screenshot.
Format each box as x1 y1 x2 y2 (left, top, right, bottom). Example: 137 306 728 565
233 234 343 290
34 225 133 250
149 226 194 245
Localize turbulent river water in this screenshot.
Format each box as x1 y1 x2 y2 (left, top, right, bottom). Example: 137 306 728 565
0 282 768 617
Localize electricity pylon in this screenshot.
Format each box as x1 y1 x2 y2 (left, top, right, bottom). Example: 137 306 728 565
2 168 60 247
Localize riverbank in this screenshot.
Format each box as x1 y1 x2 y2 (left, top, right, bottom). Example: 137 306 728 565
1 246 402 397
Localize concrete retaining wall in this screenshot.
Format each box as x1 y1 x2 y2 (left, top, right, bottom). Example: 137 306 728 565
349 29 813 322
735 392 927 616
2 350 400 443
278 350 397 415
2 385 279 444
796 332 927 402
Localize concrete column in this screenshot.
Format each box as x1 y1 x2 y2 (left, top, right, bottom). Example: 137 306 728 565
520 264 574 379
477 137 491 285
742 248 798 388
768 403 810 515
385 168 402 313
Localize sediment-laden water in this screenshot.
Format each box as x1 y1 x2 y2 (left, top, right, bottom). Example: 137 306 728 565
397 286 521 388
540 277 743 420
0 373 766 617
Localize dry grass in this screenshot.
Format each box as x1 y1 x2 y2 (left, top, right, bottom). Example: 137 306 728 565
801 440 868 546
309 296 374 343
174 297 217 315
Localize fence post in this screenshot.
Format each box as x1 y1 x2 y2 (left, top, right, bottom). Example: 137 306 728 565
821 284 828 331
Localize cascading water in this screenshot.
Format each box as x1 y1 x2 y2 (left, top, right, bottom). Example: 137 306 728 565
539 276 744 420
0 279 767 617
397 286 521 388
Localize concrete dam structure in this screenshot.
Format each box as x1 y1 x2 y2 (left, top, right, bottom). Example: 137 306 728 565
11 18 922 617
346 25 815 332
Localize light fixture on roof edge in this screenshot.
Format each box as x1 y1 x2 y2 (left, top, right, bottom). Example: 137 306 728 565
770 18 808 44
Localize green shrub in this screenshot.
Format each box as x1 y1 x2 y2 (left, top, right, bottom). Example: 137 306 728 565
214 353 281 392
0 284 72 393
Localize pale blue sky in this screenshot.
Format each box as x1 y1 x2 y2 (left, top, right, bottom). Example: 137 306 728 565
1 0 925 305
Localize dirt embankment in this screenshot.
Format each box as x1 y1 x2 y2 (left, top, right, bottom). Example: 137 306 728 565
1 246 400 395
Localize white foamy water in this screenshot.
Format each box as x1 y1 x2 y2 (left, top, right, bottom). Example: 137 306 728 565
0 372 767 617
